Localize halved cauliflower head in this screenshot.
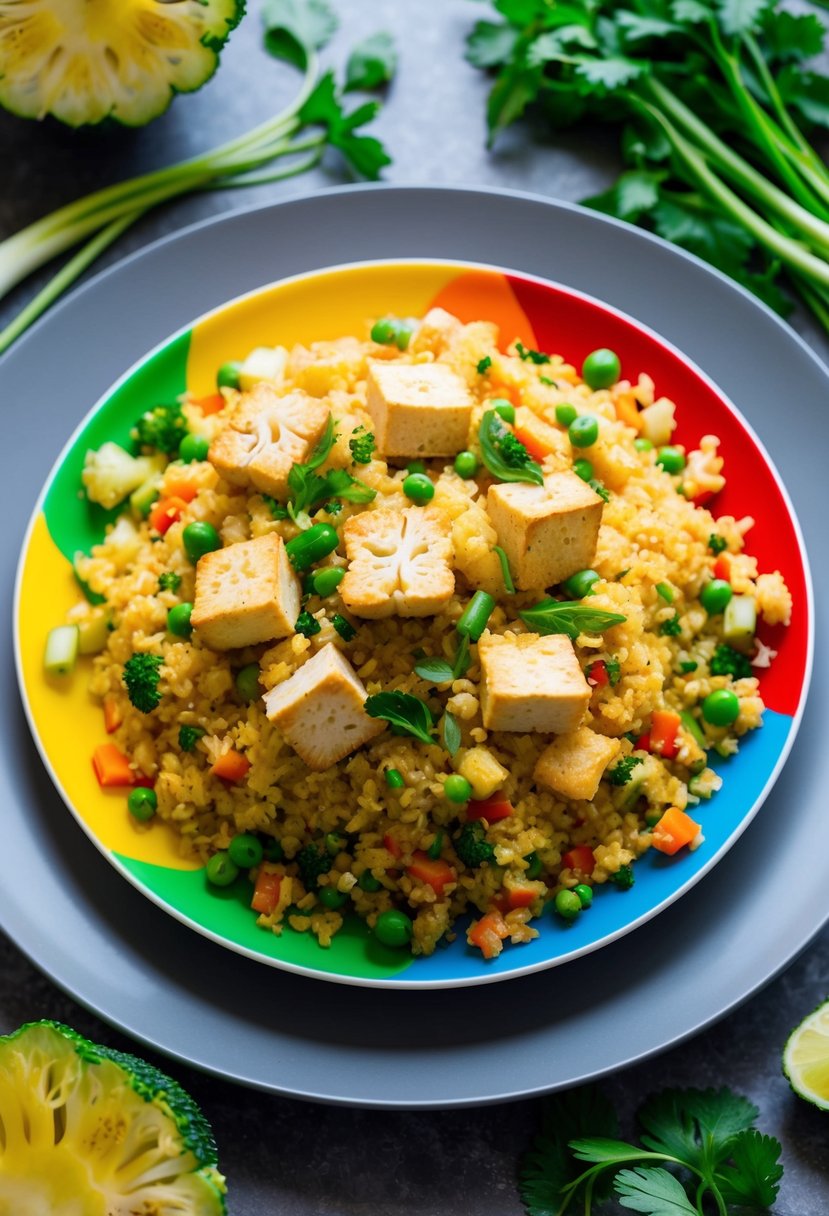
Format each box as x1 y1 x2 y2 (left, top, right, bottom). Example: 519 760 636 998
340 505 455 618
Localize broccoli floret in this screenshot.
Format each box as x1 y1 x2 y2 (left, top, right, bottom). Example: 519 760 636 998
455 821 496 868
179 724 206 752
348 425 376 464
0 1021 225 1211
477 356 492 374
498 430 533 469
158 571 182 593
608 755 644 786
611 864 635 890
296 843 332 890
708 533 728 555
133 401 188 454
123 653 163 713
709 643 753 680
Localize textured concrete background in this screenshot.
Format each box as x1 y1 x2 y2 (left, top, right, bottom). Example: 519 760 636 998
2 2 829 1211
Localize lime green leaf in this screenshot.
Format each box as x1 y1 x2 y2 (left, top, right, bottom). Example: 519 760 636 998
519 1086 619 1216
364 692 434 745
519 601 627 638
616 12 681 44
414 657 456 684
569 1137 647 1164
466 20 520 68
441 711 462 758
345 31 397 91
671 0 714 22
717 0 768 38
584 169 663 221
528 25 598 65
761 9 825 61
299 73 391 178
715 1129 783 1207
574 55 644 91
262 0 338 69
614 1166 698 1214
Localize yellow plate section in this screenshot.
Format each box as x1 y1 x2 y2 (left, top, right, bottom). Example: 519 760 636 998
18 515 200 869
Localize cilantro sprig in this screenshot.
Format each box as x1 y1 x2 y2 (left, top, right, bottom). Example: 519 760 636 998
520 1084 783 1216
287 414 376 526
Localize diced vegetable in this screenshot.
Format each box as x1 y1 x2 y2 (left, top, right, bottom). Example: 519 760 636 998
723 595 757 652
652 807 701 855
251 866 283 916
466 793 514 823
77 611 110 656
639 398 676 446
238 345 288 391
103 695 122 735
81 444 165 510
679 709 707 751
43 625 79 676
648 710 681 761
561 844 595 877
92 743 134 788
129 476 162 519
406 851 456 897
467 909 510 959
149 495 188 536
210 750 250 783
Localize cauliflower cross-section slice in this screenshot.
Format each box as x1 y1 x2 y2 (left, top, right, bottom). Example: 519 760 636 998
340 506 454 618
209 382 329 498
190 533 300 651
478 632 590 734
263 643 384 771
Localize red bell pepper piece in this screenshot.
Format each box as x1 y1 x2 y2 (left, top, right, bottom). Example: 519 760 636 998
466 794 514 823
148 495 188 536
406 851 456 897
383 832 402 859
561 845 595 878
586 660 610 687
713 553 732 582
649 710 681 760
192 393 226 416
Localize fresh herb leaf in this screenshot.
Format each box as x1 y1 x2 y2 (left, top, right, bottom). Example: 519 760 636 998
332 613 356 641
299 72 391 179
589 478 611 502
638 1088 758 1170
414 657 456 684
263 495 289 520
477 355 493 374
608 755 643 786
345 31 397 92
348 425 376 464
718 0 767 39
515 340 551 363
295 610 321 638
441 711 462 757
519 1086 619 1216
605 656 621 685
453 633 472 679
262 0 338 69
714 1129 783 1207
466 20 520 68
493 544 516 594
479 409 544 485
708 533 727 554
520 600 627 638
325 467 377 503
613 1165 698 1214
364 691 435 745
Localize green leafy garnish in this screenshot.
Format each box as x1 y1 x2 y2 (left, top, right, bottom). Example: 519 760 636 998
708 533 728 555
262 495 289 520
604 656 621 685
178 724 206 752
519 600 627 639
441 711 462 758
415 634 471 685
325 468 377 504
608 755 643 787
298 70 392 179
295 610 321 638
332 613 356 642
479 409 544 485
345 31 397 91
520 1084 783 1215
158 571 182 594
262 0 338 70
123 653 163 714
493 544 515 594
348 425 376 464
477 355 493 374
659 612 683 637
364 691 435 745
514 340 551 364
588 477 610 502
287 418 376 524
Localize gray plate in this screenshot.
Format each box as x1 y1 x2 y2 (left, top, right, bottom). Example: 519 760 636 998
2 185 827 1108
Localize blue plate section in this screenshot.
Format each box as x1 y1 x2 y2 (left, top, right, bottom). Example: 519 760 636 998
394 710 793 983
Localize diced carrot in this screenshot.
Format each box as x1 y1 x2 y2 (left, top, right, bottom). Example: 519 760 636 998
251 865 282 915
496 882 539 912
713 553 732 581
103 694 122 735
406 851 456 897
652 806 701 856
162 475 198 503
467 909 510 960
148 496 188 536
586 659 609 687
210 750 250 782
561 844 595 878
192 393 226 416
512 425 552 463
649 710 682 760
383 832 402 859
614 389 642 431
92 743 134 788
467 794 514 823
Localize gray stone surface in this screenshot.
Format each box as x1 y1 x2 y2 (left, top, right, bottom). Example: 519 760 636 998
1 2 829 1211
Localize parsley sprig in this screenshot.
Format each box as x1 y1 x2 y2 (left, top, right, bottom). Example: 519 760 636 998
520 1084 783 1216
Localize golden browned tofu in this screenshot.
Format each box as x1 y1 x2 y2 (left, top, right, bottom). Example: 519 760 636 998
263 643 384 771
190 533 299 651
209 383 329 498
534 726 622 801
365 360 473 457
479 632 590 734
340 506 454 618
486 470 604 591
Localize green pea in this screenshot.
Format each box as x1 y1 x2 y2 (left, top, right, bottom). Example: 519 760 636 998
582 348 621 390
403 473 435 504
656 445 686 474
385 768 405 790
205 852 239 887
634 437 653 452
444 774 472 804
555 403 578 427
183 521 221 564
524 851 542 880
228 833 264 868
284 523 339 572
568 414 599 448
454 450 479 479
178 433 210 463
358 870 382 892
235 663 261 703
701 689 740 726
325 831 347 856
216 360 242 391
310 566 345 597
573 883 593 908
371 318 396 344
555 889 582 921
493 399 515 424
374 908 413 948
127 787 157 822
700 579 733 615
562 569 600 599
319 886 348 910
573 458 594 482
166 602 193 638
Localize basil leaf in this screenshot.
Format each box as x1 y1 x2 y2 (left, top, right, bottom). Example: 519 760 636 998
441 711 462 757
414 657 456 684
479 410 544 485
364 691 435 745
519 600 627 638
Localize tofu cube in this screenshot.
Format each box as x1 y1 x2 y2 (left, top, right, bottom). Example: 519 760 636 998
534 726 622 801
478 632 590 734
263 643 384 771
191 533 300 650
365 360 473 457
209 383 329 498
486 470 604 591
340 506 454 618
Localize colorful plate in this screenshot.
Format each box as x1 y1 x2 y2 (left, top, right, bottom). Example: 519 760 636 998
14 258 812 989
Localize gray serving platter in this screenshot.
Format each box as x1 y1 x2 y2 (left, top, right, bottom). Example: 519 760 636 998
2 185 827 1108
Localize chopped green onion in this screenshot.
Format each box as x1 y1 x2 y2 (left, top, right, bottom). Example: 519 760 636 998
385 768 405 789
493 545 515 594
456 591 496 642
655 582 674 603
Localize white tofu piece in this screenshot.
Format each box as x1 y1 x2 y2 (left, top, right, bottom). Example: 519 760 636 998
263 643 384 771
365 360 473 457
534 726 622 801
340 506 454 618
486 470 604 591
209 383 329 498
478 632 590 734
191 533 300 651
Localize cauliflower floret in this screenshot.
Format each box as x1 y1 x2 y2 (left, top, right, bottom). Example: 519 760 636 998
340 506 455 618
81 443 165 509
682 434 726 501
755 570 793 627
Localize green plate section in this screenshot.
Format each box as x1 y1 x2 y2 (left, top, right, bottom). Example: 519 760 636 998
43 328 192 561
117 855 414 980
